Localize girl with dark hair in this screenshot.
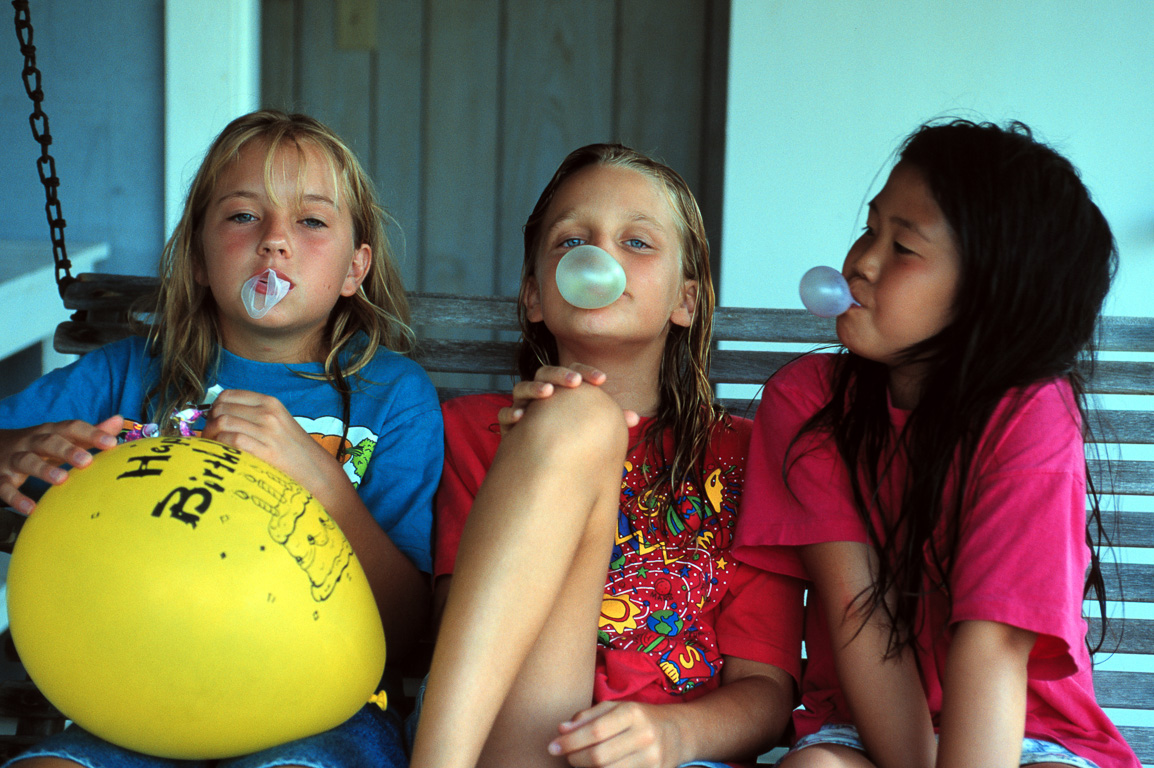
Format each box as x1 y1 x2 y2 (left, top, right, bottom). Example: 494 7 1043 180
409 144 803 768
732 119 1138 768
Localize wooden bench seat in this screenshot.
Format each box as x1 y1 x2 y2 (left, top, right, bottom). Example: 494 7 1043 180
1 273 1152 764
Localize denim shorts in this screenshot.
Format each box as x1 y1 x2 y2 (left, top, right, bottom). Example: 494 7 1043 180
789 723 1099 768
2 705 406 768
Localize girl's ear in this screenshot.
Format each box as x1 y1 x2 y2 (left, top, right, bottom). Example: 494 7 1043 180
193 257 209 287
523 275 544 323
670 279 698 328
341 244 372 297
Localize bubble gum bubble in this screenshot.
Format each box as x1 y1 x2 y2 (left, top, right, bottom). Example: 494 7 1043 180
799 266 857 318
555 245 627 309
241 269 290 319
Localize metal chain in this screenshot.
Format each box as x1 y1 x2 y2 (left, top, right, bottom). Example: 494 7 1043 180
12 0 71 295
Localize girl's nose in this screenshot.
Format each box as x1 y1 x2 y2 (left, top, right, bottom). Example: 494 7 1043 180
847 239 881 282
259 222 289 257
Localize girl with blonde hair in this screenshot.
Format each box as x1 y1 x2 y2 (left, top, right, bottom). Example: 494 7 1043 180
410 143 802 768
0 110 441 768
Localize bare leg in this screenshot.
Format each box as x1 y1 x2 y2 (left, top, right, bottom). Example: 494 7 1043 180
779 744 878 768
410 384 628 768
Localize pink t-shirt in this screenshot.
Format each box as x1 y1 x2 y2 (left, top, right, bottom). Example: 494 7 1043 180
436 393 804 705
732 354 1138 768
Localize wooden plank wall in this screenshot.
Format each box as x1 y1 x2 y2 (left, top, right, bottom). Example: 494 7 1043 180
259 0 730 302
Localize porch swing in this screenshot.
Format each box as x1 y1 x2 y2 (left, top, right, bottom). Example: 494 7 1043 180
9 0 157 359
7 4 1154 764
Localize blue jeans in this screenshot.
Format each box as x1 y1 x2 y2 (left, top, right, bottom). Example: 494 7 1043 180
2 705 405 768
788 724 1100 768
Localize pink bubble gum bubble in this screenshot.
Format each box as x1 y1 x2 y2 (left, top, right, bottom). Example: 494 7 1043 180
799 266 858 318
555 245 627 309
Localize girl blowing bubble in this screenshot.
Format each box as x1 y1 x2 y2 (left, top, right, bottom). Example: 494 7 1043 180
0 110 442 768
409 144 803 768
732 119 1139 768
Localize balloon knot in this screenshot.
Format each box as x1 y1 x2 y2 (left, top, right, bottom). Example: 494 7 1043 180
368 690 388 710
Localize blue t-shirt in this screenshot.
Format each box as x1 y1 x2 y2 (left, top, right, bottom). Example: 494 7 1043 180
0 336 441 573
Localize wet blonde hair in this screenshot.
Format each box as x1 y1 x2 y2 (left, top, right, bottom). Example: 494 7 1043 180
144 110 413 431
517 143 724 500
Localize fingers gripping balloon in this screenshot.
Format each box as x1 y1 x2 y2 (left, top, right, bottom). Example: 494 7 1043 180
799 266 859 318
555 245 627 309
241 268 291 319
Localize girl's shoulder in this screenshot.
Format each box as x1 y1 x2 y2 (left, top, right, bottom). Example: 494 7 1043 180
1015 374 1076 409
713 411 754 449
359 344 433 380
769 352 837 390
355 345 440 402
991 375 1080 437
758 352 838 417
976 376 1084 473
63 334 157 382
95 334 155 363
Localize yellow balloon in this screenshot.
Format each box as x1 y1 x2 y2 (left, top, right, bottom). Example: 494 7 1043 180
7 436 386 759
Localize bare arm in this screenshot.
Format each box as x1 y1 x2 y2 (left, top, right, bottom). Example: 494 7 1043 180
549 656 794 768
936 620 1034 768
801 540 935 768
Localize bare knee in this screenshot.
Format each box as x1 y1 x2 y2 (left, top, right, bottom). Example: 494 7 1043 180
7 759 86 768
510 383 628 471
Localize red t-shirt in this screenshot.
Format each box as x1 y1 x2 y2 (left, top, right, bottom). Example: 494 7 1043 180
436 393 803 705
732 354 1138 767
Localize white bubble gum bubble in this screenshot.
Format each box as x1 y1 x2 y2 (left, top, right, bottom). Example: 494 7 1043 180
241 268 291 319
799 266 858 318
555 245 627 309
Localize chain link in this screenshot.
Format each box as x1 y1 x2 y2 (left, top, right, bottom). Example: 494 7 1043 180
12 0 72 295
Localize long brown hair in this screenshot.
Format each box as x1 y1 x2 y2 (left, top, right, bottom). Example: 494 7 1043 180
517 143 725 505
144 110 413 431
790 120 1117 655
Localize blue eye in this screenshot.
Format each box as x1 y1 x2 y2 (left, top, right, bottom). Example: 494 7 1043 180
625 238 649 249
229 212 256 224
560 237 584 248
301 217 326 229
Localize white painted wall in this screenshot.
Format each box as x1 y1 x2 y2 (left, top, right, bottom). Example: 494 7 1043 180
721 0 1154 318
164 0 261 240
